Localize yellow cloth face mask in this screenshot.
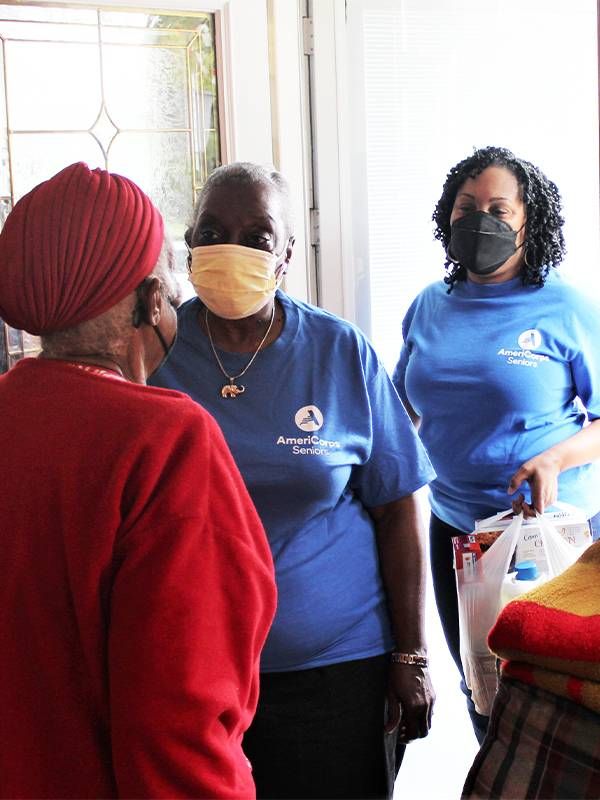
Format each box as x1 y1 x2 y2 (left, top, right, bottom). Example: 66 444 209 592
189 243 283 319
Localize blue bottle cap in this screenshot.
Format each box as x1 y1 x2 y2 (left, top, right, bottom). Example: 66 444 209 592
515 560 539 581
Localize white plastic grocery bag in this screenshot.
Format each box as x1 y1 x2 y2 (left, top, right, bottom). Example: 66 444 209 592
455 512 523 716
454 506 587 715
535 508 589 575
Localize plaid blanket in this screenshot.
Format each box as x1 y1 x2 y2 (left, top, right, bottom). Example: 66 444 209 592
462 678 600 799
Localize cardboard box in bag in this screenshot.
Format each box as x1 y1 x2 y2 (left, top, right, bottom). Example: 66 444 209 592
474 509 591 574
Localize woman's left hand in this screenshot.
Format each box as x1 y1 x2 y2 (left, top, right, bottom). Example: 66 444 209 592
507 451 561 516
385 663 435 741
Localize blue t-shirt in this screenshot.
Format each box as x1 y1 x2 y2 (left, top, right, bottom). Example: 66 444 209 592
151 291 435 672
393 271 600 533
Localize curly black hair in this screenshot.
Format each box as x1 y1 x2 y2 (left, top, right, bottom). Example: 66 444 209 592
433 146 566 290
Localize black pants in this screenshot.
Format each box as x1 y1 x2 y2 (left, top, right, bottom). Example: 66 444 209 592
243 655 404 799
429 513 489 745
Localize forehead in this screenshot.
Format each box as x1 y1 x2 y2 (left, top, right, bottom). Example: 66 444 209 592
456 165 522 200
196 180 284 227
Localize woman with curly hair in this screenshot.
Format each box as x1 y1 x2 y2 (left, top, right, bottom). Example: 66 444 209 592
392 145 600 741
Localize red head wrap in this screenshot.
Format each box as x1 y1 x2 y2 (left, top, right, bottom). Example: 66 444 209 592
0 162 164 334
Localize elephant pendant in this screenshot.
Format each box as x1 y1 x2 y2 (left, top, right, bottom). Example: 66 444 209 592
221 382 245 398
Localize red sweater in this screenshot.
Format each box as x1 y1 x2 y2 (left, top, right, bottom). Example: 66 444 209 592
0 358 276 799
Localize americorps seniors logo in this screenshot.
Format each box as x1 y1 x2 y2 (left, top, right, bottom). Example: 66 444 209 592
275 405 341 456
294 405 324 432
517 329 542 350
275 405 342 456
497 328 549 369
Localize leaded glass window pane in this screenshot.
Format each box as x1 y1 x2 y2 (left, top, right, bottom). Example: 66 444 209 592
0 2 221 370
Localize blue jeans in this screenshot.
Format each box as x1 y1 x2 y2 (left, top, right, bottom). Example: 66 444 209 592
429 509 600 746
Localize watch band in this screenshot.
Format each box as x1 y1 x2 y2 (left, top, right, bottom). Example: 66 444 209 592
390 651 428 667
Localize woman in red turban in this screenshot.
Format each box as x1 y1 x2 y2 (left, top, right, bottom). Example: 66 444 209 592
0 163 276 799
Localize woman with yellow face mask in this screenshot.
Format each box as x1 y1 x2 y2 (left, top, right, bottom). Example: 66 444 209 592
150 162 436 800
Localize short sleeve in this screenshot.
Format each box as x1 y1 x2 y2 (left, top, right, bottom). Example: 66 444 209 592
568 296 600 421
391 296 419 409
350 341 435 508
392 344 411 409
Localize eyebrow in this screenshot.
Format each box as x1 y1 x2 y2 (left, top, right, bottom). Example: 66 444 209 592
197 212 276 228
456 192 513 202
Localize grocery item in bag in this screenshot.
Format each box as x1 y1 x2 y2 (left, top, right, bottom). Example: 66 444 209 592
475 502 591 573
453 506 588 715
500 560 547 608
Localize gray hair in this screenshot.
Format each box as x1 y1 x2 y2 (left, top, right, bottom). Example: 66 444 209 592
192 162 294 239
41 235 176 359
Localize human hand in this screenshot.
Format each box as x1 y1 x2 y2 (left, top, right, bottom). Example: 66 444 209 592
507 451 561 516
384 663 435 742
510 492 534 517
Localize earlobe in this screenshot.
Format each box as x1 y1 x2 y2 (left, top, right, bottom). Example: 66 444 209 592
147 290 164 327
281 236 295 271
145 278 164 325
132 277 163 329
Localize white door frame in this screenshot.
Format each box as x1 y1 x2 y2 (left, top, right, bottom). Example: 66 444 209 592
310 0 356 321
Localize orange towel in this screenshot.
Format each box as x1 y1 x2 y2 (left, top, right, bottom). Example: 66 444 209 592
488 540 600 714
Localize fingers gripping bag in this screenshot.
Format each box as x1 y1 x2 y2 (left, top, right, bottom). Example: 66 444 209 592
453 505 590 715
477 501 592 574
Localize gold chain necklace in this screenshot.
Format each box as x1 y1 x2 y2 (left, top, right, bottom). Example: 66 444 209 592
205 304 275 398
